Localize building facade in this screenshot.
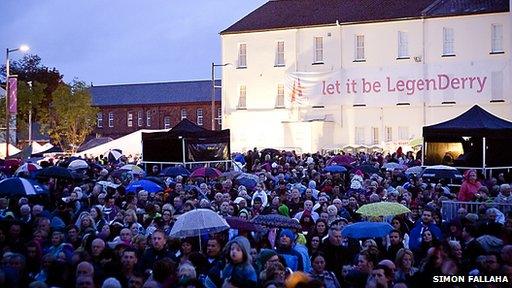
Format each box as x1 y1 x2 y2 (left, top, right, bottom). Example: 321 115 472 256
221 0 511 153
90 80 221 139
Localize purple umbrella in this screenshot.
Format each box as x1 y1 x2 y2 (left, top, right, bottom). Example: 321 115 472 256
190 167 222 179
225 217 264 231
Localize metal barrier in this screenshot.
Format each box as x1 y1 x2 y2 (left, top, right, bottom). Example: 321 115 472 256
441 201 512 221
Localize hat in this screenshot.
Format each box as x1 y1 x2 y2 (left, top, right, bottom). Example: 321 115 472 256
278 204 290 217
279 228 295 240
465 213 479 223
258 249 278 267
234 197 245 205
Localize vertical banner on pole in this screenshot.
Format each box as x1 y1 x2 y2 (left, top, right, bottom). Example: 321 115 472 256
8 76 17 114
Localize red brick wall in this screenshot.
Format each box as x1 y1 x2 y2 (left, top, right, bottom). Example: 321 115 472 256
93 101 221 139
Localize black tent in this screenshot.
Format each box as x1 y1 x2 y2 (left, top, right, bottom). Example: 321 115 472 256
422 105 512 168
142 119 230 163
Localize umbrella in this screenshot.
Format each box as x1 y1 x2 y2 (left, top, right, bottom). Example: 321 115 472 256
15 163 42 176
261 148 280 157
341 222 394 239
97 180 121 189
190 167 222 179
37 166 75 179
68 159 89 170
327 155 355 165
383 162 404 171
160 166 190 177
105 149 123 162
221 170 242 180
0 177 48 198
119 164 145 176
323 165 347 173
357 202 411 217
405 166 424 176
251 214 302 229
126 179 163 193
236 173 259 189
352 164 379 175
421 165 463 180
143 176 167 189
169 209 229 238
225 216 264 231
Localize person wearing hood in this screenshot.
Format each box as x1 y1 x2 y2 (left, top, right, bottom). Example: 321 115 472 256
275 229 304 272
220 236 257 288
458 169 481 201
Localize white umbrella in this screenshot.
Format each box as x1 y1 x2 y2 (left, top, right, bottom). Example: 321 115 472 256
68 159 89 170
169 209 229 238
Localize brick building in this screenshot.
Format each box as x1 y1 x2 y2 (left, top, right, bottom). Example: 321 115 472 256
90 80 221 139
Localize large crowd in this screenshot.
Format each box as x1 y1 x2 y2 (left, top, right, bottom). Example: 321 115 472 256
1 148 512 288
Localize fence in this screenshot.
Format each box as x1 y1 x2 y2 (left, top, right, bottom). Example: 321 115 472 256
441 201 512 221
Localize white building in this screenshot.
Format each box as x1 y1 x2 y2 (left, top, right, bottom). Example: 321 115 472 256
220 0 511 153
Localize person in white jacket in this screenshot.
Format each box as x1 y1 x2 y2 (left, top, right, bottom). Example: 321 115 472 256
251 183 268 207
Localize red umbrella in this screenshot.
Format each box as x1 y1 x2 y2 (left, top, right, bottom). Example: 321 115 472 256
190 167 222 179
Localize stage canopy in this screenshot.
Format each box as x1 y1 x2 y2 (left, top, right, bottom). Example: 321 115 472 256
423 105 512 168
142 119 230 163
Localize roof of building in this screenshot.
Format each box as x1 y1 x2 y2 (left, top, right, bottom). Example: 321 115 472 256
90 79 221 106
221 0 509 34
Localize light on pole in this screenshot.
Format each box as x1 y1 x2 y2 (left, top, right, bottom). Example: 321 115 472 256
5 44 30 157
211 62 230 130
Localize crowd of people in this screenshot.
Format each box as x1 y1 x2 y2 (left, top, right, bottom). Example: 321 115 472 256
0 147 512 288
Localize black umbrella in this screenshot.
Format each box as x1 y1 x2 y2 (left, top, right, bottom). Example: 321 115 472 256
250 214 302 229
143 176 167 189
160 166 190 177
421 165 463 181
36 166 75 179
352 164 379 175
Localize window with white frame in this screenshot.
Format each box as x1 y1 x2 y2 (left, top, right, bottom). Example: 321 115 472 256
127 112 133 127
97 112 103 128
371 127 379 145
238 43 247 68
492 71 504 101
146 110 151 126
314 37 323 63
164 116 171 129
238 85 247 109
181 109 187 120
355 127 365 145
398 126 409 140
275 84 285 108
443 27 455 55
385 126 393 142
398 31 409 58
137 111 143 127
217 108 222 125
275 41 285 66
355 35 365 60
108 112 114 128
196 109 203 126
491 24 503 53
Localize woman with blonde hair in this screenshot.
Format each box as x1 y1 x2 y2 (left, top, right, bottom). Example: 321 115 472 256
394 248 418 284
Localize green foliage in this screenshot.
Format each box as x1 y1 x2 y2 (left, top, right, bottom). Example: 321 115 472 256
40 80 98 153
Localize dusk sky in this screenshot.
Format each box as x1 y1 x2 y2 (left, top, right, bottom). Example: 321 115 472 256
0 0 267 85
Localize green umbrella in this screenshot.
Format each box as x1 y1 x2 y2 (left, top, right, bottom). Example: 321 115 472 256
356 202 411 217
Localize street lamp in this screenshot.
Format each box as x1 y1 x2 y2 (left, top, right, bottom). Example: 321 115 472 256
211 62 230 130
5 44 30 157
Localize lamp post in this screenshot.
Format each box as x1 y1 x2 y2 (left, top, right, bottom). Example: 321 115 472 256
5 44 29 157
211 62 229 130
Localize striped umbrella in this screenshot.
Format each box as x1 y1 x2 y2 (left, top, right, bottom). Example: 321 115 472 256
15 163 42 176
0 177 48 198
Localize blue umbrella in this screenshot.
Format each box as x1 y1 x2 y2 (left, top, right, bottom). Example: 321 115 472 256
126 179 163 193
236 173 259 189
160 166 190 177
0 177 48 198
323 165 347 173
341 222 393 239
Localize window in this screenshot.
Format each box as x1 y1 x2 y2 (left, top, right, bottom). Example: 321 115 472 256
127 112 133 127
355 35 365 60
275 41 285 66
385 126 393 142
181 109 187 120
398 31 409 58
443 27 454 55
275 84 285 108
398 127 409 140
146 110 151 127
491 24 503 53
238 43 247 68
137 111 143 127
491 71 504 101
314 37 323 63
97 112 103 128
196 109 203 126
238 85 247 109
108 112 114 128
164 116 171 129
217 108 222 125
371 127 379 145
355 127 365 145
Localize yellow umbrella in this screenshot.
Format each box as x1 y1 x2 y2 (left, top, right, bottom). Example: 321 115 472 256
356 202 411 217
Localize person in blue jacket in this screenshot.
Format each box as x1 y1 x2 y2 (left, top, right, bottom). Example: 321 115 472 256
409 207 443 252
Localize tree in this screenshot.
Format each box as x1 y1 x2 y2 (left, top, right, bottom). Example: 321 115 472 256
41 80 98 153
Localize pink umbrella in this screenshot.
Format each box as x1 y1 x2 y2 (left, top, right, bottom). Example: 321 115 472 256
190 167 222 179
